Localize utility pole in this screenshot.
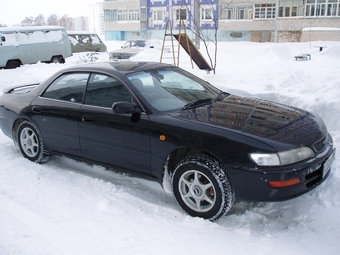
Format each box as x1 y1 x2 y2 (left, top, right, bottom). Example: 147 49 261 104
195 0 200 49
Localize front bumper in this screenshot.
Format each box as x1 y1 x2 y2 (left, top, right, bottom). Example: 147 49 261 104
228 138 335 202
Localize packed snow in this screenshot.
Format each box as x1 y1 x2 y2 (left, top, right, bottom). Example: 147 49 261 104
0 40 339 255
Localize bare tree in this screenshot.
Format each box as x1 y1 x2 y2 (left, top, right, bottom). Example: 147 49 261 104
58 14 74 30
35 14 47 26
47 14 59 26
21 17 35 26
181 1 230 74
0 23 7 27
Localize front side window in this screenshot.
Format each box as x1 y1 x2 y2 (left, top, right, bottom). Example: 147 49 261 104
80 35 91 43
89 35 100 44
42 73 89 102
84 74 132 108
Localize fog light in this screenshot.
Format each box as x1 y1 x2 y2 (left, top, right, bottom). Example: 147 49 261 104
268 178 301 188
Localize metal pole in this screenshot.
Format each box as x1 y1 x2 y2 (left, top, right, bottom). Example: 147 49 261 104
274 0 279 42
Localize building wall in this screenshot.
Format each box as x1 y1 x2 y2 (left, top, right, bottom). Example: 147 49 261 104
104 0 140 30
300 29 340 42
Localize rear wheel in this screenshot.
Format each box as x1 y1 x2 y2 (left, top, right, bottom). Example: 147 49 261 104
17 121 50 163
6 60 21 69
51 56 64 64
172 154 234 221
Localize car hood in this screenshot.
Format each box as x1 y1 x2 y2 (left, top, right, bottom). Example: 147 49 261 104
172 94 327 147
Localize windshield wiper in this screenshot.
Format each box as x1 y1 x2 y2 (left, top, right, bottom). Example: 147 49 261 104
183 98 213 110
214 91 230 102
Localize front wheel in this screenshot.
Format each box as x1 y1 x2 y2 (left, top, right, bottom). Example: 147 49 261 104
17 121 50 163
172 154 234 221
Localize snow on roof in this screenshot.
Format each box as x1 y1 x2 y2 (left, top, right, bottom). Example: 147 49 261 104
0 26 66 33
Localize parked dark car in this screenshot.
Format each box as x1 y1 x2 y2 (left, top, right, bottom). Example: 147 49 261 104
0 62 335 221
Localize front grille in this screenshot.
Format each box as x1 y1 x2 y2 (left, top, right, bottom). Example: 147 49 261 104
313 136 327 153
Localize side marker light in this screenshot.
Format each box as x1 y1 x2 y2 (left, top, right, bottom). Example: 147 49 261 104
268 178 301 188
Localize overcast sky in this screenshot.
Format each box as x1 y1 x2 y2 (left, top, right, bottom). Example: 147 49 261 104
1 0 97 26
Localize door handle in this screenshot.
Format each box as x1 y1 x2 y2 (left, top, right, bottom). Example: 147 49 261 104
82 115 94 123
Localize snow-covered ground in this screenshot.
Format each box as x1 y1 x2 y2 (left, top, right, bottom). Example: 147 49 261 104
0 40 339 255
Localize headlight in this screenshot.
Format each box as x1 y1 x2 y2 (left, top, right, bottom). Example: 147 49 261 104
250 147 315 166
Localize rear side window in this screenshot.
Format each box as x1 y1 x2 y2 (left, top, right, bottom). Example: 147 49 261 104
42 73 89 103
84 74 132 108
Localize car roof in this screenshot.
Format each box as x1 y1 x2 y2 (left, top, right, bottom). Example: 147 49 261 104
60 61 174 75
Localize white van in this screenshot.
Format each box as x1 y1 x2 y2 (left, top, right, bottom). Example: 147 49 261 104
0 26 72 69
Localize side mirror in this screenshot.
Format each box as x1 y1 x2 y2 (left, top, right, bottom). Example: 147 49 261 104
1 36 5 42
112 101 141 114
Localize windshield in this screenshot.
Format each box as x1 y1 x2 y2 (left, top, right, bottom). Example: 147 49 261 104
127 68 221 111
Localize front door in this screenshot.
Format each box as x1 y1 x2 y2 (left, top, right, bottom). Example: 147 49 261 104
78 73 151 174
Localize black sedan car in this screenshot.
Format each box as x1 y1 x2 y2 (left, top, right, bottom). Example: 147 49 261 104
0 62 335 221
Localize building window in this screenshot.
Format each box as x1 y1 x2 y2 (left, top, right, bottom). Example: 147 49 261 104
117 10 127 21
327 0 340 16
278 0 304 17
104 10 117 22
306 0 339 16
202 8 213 20
176 8 187 21
105 9 139 22
254 4 276 19
222 5 253 20
153 9 163 21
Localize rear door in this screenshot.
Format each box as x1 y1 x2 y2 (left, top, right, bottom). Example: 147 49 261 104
78 73 151 174
0 32 20 67
29 72 89 156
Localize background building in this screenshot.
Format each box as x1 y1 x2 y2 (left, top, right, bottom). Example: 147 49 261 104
102 0 340 42
73 16 89 31
89 2 105 34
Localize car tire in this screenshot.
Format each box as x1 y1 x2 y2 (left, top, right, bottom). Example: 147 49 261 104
172 154 234 221
6 60 21 69
17 120 50 163
51 56 64 64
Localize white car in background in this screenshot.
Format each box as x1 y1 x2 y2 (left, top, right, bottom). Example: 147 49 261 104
109 39 161 60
